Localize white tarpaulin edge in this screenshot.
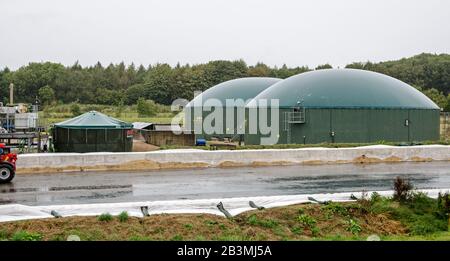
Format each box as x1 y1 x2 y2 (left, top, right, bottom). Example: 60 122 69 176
0 188 449 223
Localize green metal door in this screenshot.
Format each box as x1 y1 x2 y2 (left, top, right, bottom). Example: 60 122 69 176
289 109 331 144
408 109 440 141
330 109 409 143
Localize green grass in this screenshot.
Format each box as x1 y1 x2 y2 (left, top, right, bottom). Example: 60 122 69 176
11 231 43 241
383 231 450 241
170 234 184 241
290 226 304 235
40 103 175 126
118 211 129 222
0 229 9 240
298 214 317 227
97 213 113 222
369 191 449 235
129 235 153 241
347 219 362 235
322 202 349 216
1 185 449 241
204 220 219 227
247 214 279 228
297 214 321 237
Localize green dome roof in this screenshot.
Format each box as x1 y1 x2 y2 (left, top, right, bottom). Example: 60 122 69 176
186 77 281 107
55 111 133 129
246 69 439 109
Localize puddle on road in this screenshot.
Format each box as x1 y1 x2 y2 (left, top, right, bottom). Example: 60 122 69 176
49 184 132 191
65 190 133 201
273 175 437 194
268 173 431 182
0 187 38 193
0 184 132 194
2 162 449 206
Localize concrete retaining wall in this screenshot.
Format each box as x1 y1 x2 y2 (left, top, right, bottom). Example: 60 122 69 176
16 145 450 174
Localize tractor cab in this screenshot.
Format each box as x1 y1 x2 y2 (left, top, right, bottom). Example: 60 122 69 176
0 143 17 183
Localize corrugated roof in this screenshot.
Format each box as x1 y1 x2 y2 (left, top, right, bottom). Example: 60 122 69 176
132 122 153 130
55 111 133 129
153 124 182 132
246 69 439 109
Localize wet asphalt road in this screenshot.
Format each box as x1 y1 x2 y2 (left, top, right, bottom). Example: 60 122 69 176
1 162 450 206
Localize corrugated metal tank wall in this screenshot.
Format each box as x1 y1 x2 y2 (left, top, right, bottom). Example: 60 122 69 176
244 108 440 145
53 128 133 152
186 107 246 140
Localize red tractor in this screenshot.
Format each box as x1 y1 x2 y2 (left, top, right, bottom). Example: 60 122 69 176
0 143 17 184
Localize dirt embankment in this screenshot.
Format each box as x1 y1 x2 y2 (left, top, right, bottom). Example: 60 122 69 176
0 202 406 241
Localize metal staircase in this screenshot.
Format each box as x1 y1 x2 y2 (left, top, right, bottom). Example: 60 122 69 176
284 107 306 143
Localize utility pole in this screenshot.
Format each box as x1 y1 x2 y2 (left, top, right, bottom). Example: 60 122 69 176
9 83 14 105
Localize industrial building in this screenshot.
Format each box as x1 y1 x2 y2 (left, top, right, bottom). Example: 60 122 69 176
0 104 40 149
185 77 281 140
0 83 45 152
244 69 440 145
133 122 195 146
53 111 133 152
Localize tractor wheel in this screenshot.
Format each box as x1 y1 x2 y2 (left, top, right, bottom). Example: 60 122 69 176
0 164 14 184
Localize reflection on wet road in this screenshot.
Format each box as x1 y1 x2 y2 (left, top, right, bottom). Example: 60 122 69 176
1 161 450 206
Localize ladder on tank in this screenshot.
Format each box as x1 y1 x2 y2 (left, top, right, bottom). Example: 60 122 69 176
284 107 306 144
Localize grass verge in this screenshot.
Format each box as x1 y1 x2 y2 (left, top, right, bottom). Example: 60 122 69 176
0 188 448 241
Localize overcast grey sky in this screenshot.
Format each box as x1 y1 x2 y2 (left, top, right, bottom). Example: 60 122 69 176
1 0 449 70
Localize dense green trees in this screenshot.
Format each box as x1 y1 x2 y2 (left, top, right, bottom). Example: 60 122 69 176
38 85 55 106
125 83 148 105
7 62 65 104
0 67 10 104
70 103 81 116
0 53 449 110
418 87 449 110
136 98 157 117
315 64 333 70
345 53 450 95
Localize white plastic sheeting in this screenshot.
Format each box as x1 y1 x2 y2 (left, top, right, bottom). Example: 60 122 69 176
0 188 448 223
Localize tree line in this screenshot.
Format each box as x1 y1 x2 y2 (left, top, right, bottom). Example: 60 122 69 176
0 53 449 110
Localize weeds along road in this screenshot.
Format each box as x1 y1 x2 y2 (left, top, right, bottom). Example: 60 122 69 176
1 161 450 206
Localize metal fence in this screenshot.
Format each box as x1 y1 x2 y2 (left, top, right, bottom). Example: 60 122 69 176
441 112 450 140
